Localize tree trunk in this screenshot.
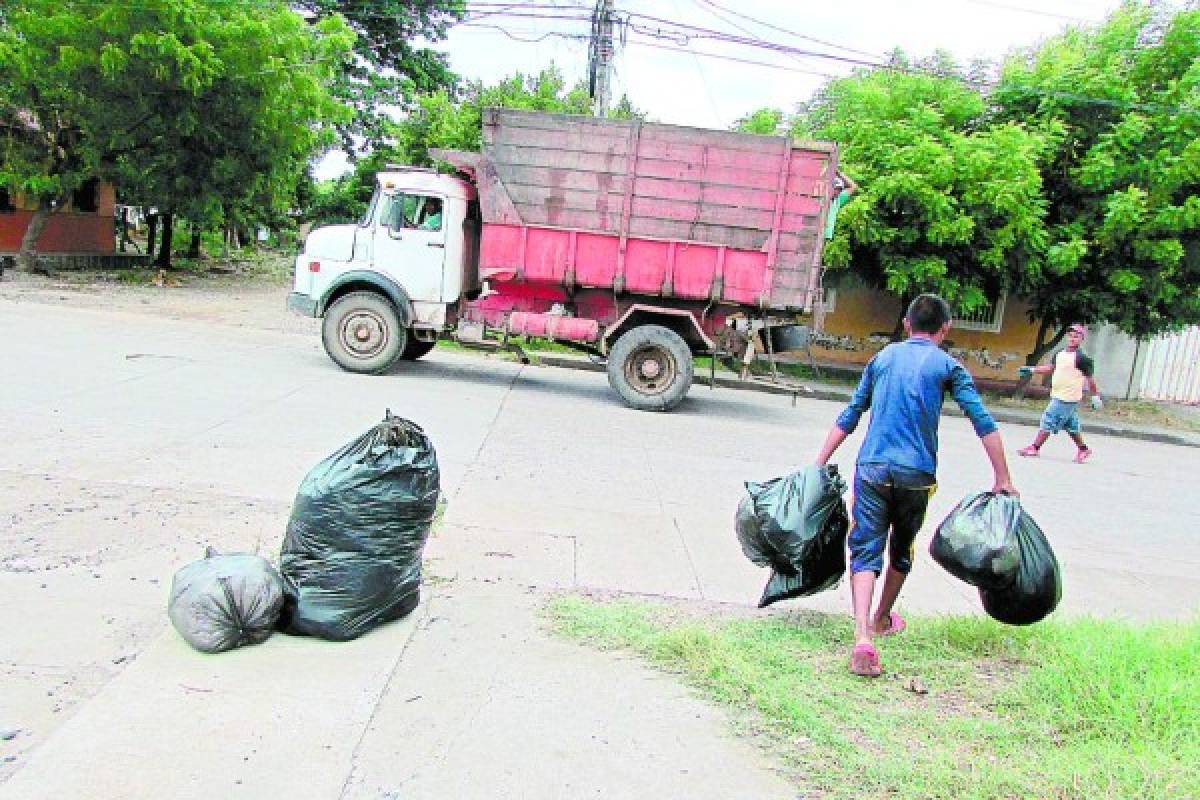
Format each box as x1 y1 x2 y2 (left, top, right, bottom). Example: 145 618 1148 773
890 292 914 341
118 207 129 253
17 197 57 273
188 229 202 259
147 214 159 259
155 213 174 268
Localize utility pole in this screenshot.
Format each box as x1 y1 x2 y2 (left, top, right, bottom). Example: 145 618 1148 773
588 0 615 117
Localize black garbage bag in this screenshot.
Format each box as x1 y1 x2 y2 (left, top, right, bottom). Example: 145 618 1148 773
279 413 440 641
929 492 1022 590
735 465 849 608
979 510 1062 625
168 549 285 653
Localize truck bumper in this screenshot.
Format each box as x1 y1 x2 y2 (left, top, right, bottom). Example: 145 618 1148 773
287 292 319 317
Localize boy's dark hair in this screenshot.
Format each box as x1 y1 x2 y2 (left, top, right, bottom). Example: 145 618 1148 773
905 294 952 334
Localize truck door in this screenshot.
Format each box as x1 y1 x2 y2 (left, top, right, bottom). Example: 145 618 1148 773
375 192 447 303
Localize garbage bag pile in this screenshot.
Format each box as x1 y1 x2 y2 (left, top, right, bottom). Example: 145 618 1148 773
167 413 441 652
930 492 1061 625
168 549 286 653
278 413 441 641
736 465 849 608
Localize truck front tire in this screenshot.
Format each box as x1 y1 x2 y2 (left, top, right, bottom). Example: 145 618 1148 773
321 291 406 374
607 324 694 411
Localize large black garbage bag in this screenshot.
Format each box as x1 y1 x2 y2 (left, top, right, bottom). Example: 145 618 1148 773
168 549 285 653
735 465 849 608
929 492 1022 590
979 510 1061 625
279 414 440 641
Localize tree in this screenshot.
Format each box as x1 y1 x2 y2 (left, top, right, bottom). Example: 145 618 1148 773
301 66 641 225
793 53 1049 336
1 8 102 271
733 108 786 136
295 0 465 154
993 4 1200 361
0 0 353 269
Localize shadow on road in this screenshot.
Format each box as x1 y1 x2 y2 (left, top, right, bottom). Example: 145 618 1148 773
388 356 807 424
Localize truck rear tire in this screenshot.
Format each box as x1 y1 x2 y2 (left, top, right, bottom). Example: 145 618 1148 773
321 291 406 374
607 324 694 411
401 335 437 361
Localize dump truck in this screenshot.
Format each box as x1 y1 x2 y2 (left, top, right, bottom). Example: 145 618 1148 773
289 108 840 411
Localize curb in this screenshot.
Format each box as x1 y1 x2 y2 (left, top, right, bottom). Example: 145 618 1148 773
534 354 1200 449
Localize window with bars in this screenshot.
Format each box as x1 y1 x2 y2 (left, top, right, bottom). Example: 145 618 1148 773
954 291 1007 333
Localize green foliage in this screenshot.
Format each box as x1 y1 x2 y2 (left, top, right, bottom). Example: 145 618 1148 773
549 597 1200 799
395 65 596 165
794 54 1048 319
295 0 464 153
1 0 354 260
993 4 1200 339
733 107 786 136
301 66 642 224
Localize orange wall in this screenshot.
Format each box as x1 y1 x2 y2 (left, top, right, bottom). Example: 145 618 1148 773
0 183 117 253
816 285 1041 380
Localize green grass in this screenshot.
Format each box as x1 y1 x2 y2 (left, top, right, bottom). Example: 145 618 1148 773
547 597 1199 799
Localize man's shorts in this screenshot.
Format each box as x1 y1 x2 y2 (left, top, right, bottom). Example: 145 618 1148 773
1040 398 1081 435
849 463 937 575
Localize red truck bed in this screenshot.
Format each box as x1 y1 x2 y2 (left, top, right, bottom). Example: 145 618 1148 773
437 109 839 312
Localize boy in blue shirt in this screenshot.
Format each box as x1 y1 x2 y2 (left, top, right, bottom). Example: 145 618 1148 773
815 294 1017 677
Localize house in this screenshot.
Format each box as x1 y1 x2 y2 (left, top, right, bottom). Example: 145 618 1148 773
0 179 118 258
812 276 1181 403
813 276 1037 381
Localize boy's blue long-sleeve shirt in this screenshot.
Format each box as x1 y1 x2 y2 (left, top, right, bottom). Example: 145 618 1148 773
836 337 997 476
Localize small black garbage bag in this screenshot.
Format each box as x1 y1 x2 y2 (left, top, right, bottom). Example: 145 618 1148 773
979 510 1061 625
929 492 1022 590
735 465 849 608
279 413 440 641
168 549 285 653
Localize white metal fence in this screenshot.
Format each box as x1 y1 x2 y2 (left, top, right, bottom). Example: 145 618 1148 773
1138 326 1200 404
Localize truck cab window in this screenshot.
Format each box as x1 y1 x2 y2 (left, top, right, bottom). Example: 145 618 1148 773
385 194 443 232
0 188 13 212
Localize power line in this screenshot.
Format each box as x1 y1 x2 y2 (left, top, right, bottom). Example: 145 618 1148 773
960 0 1096 23
627 37 838 79
671 0 723 123
691 0 888 60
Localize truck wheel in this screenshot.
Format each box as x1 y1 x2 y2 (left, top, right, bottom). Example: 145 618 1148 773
607 324 694 411
401 335 437 361
321 291 406 374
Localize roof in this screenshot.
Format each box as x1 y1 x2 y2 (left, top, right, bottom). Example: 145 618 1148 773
376 169 475 201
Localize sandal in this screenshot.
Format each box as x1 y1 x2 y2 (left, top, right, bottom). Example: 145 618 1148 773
849 643 882 677
877 612 906 637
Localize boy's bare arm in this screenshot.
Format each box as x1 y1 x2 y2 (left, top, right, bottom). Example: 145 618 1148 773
814 425 849 466
980 431 1017 495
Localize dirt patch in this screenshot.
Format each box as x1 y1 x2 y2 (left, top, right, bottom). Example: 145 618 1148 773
0 259 317 338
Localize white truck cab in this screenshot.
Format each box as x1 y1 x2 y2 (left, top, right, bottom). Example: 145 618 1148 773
289 168 479 372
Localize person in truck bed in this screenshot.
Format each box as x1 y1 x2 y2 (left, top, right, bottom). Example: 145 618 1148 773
814 294 1018 677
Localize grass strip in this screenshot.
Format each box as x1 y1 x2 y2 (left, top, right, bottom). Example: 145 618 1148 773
547 597 1198 799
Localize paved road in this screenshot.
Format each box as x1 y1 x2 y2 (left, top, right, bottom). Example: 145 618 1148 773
2 292 1197 798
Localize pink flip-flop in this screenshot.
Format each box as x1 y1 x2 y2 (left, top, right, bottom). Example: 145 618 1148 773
849 643 882 677
878 612 907 637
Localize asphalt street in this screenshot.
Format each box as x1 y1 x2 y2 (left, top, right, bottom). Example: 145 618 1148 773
2 291 1197 798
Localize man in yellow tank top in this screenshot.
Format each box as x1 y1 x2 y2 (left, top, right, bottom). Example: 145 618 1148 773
1016 324 1103 463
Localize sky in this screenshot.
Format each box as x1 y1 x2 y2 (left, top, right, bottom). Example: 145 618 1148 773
316 0 1129 179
